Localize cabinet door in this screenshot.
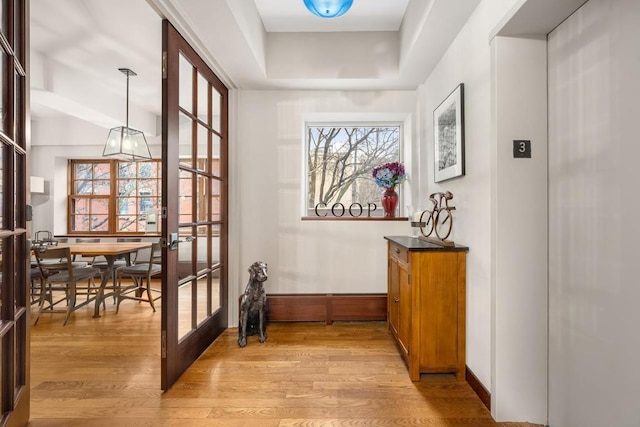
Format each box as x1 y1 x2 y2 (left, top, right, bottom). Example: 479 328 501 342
397 261 411 357
419 252 459 370
388 257 400 337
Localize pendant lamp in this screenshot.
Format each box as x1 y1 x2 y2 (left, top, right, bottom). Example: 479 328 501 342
103 68 152 161
303 0 353 18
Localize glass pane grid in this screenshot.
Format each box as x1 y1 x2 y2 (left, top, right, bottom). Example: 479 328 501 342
196 72 209 125
179 113 194 169
196 124 209 173
69 159 160 233
306 125 402 217
177 281 193 340
212 89 221 132
178 53 193 113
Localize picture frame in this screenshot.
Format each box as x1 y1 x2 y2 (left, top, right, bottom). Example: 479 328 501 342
433 83 465 183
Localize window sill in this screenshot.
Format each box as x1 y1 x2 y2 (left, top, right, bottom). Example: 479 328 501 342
301 216 408 221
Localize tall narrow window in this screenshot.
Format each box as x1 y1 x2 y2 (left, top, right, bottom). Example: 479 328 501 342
69 161 111 232
116 161 161 232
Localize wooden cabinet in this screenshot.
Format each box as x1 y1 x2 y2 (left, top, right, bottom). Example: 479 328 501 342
387 243 411 358
386 236 468 381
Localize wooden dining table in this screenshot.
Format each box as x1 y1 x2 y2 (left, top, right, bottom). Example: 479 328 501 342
56 241 153 317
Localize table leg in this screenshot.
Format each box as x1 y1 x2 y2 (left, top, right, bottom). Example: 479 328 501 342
93 255 117 318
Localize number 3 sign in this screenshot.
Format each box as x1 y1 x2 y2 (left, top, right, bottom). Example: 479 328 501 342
513 140 531 158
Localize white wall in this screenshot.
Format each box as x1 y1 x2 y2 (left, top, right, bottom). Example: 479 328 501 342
548 0 640 425
30 89 413 328
415 0 518 408
233 90 413 309
491 35 548 423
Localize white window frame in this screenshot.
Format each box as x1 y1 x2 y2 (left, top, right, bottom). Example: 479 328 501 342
302 113 412 218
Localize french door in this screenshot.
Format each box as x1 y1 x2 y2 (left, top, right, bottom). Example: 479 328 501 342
0 0 30 424
161 20 228 390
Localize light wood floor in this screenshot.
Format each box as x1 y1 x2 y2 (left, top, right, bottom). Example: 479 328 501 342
29 300 538 426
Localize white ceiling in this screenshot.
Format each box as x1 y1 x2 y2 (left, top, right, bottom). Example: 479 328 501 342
254 0 410 32
30 0 481 135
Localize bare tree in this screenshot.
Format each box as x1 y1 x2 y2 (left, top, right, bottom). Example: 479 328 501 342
308 127 400 208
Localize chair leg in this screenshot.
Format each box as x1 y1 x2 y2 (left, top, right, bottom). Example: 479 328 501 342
145 276 156 312
32 280 42 307
63 294 76 326
37 281 53 311
30 279 39 305
111 270 118 304
98 278 106 310
33 283 50 326
133 277 142 298
114 274 158 313
89 274 107 309
115 273 124 314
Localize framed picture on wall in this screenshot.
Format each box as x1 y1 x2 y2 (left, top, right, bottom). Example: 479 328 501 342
434 83 465 183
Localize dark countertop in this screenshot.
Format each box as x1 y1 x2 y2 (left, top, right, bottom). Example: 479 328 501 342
384 235 469 252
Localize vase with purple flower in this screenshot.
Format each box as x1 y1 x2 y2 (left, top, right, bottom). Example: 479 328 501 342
372 161 407 218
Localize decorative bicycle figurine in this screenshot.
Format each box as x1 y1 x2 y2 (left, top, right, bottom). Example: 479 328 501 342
418 191 456 246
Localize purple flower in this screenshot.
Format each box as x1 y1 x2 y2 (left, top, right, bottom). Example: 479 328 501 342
372 162 407 188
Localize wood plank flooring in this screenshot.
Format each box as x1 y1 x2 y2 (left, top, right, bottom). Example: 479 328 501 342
29 300 538 426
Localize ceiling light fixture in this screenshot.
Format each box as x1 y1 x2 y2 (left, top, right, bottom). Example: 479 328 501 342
303 0 353 18
103 68 152 161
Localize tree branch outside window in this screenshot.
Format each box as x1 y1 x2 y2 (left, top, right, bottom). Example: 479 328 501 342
306 125 402 217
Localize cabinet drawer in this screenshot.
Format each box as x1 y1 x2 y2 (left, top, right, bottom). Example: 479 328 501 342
388 243 408 263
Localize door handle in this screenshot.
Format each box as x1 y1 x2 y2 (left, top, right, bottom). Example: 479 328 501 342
169 233 195 250
393 297 399 303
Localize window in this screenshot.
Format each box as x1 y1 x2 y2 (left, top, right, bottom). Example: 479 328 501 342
69 159 161 234
306 124 402 217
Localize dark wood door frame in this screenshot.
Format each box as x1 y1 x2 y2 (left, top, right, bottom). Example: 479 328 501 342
161 20 229 390
1 0 31 424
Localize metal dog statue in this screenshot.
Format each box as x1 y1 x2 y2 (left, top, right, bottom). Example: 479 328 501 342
238 261 268 347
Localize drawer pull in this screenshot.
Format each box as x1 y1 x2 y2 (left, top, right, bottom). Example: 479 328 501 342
395 248 400 254
394 297 400 303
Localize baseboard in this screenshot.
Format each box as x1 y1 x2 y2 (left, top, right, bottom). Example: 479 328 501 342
466 365 491 411
265 293 387 325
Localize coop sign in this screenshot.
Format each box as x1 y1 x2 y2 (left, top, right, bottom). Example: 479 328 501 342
314 202 377 218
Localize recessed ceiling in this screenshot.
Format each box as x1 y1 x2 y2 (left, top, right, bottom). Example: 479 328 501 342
254 0 410 32
30 0 161 129
30 0 482 134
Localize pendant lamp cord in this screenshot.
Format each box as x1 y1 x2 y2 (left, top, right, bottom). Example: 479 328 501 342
125 72 130 128
118 67 136 128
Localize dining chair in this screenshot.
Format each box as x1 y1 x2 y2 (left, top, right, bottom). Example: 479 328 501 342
115 242 162 313
72 237 105 301
33 246 102 325
29 266 41 304
30 265 49 306
92 237 143 304
92 237 142 271
34 230 58 247
34 237 88 270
